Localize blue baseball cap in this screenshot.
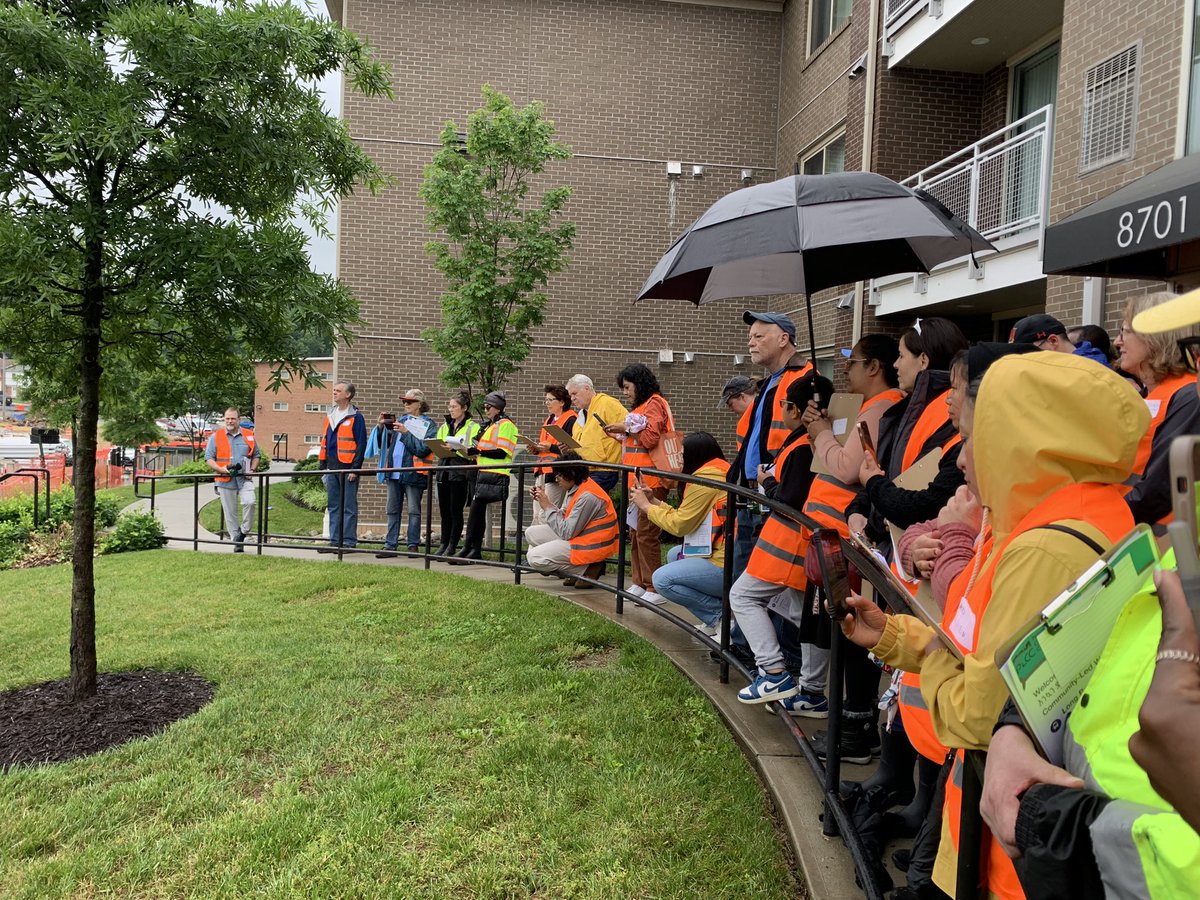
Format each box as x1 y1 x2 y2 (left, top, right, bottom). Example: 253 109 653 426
743 310 796 343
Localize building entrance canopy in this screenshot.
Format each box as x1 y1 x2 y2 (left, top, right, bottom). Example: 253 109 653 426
1043 154 1200 282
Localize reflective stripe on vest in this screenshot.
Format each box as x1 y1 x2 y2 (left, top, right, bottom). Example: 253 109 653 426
567 479 619 565
623 396 674 490
734 405 752 453
745 436 810 590
901 389 958 471
938 482 1134 900
803 389 905 537
766 363 814 452
536 411 576 474
1132 374 1196 476
213 428 256 484
943 749 1024 900
477 418 518 475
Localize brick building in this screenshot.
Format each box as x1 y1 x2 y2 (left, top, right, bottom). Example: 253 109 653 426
324 0 1200 531
251 357 335 461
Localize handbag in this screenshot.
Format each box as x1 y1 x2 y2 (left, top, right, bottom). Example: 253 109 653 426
474 469 509 503
645 403 684 490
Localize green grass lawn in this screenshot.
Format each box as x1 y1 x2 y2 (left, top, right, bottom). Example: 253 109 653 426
198 484 324 538
0 553 798 898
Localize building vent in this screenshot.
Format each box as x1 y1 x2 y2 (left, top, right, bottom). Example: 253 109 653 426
1080 43 1140 173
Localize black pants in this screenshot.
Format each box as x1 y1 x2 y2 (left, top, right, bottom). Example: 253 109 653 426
438 479 470 547
462 492 505 553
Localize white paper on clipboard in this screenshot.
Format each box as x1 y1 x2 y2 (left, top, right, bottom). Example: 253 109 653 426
682 517 714 557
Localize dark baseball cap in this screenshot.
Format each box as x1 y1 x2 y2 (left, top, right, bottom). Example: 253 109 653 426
717 375 756 409
743 310 796 343
1009 313 1067 345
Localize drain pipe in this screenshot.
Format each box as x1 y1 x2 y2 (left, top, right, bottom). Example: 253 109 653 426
853 0 883 344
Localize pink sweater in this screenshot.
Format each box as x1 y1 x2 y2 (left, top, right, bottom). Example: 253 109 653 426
896 519 979 609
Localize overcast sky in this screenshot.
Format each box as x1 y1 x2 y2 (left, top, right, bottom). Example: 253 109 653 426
298 0 341 276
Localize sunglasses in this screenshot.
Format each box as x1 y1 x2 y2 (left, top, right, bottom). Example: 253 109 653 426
1178 337 1200 373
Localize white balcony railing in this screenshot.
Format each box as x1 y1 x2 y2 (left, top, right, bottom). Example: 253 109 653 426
885 0 928 28
903 104 1053 247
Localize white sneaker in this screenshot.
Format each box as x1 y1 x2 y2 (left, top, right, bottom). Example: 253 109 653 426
640 591 667 605
626 585 646 598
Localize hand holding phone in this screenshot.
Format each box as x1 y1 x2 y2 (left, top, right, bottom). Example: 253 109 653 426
857 420 879 468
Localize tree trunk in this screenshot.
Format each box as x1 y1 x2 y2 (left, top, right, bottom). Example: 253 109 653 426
69 245 104 702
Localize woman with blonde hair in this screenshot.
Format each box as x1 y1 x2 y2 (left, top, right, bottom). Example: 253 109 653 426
1117 291 1200 526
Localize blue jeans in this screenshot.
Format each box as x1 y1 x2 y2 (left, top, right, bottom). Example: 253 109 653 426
733 505 765 575
652 553 726 627
385 479 425 549
590 470 618 492
324 470 360 547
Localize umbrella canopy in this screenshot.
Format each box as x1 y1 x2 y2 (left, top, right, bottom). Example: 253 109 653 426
636 172 994 308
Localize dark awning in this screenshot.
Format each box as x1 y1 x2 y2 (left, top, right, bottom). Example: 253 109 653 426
1043 154 1200 281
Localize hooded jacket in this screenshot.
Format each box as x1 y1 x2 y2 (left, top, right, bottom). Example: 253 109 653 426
868 353 1148 897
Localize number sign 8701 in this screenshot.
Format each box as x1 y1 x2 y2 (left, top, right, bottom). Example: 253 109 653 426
1117 197 1188 249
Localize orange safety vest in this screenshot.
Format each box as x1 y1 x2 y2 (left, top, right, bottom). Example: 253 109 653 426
938 482 1133 900
212 427 256 484
1131 374 1196 476
745 435 811 590
901 388 961 471
734 405 752 453
320 413 360 465
536 411 578 475
686 458 732 548
622 395 674 490
566 478 620 565
766 362 814 452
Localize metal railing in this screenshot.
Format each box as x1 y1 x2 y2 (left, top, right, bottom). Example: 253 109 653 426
904 105 1054 247
885 0 927 27
136 459 992 900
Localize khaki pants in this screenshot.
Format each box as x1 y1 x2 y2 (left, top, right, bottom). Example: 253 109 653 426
630 487 669 589
524 523 586 577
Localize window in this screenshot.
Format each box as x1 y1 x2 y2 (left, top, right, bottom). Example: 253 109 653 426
802 133 846 175
304 434 321 444
273 401 289 411
1188 6 1200 154
1080 44 1140 172
305 403 324 413
272 433 286 442
811 0 850 53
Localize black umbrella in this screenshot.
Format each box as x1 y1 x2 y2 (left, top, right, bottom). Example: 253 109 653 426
635 172 994 361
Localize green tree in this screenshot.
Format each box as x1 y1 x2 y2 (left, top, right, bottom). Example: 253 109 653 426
0 0 392 699
420 86 575 399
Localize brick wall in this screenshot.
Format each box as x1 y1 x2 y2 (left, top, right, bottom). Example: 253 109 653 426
1046 0 1186 328
337 0 783 527
252 358 334 460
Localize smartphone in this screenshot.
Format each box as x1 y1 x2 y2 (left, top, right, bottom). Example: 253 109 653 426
633 467 644 488
1168 435 1200 634
857 420 879 468
816 529 851 620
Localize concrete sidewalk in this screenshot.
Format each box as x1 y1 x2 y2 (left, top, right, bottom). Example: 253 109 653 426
132 480 877 900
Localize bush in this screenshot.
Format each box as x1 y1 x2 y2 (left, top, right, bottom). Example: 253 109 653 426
291 456 321 480
165 460 214 483
100 511 166 554
0 485 117 532
14 523 73 569
93 492 121 528
290 475 328 511
0 520 31 570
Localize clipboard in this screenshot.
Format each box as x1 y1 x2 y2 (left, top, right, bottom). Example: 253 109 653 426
423 438 464 460
516 433 544 451
846 531 964 661
996 524 1159 765
542 424 581 449
811 393 864 476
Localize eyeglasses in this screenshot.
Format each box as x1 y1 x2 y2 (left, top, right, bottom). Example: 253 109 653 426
544 398 557 404
781 400 798 410
844 357 868 367
1178 337 1200 373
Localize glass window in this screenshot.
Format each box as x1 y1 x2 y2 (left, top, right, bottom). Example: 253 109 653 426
803 134 846 175
304 434 321 443
305 403 324 413
811 0 851 53
273 402 289 411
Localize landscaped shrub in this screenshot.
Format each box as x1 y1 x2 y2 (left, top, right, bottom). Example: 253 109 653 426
290 475 328 512
0 520 31 570
100 512 166 554
0 486 117 532
291 456 321 480
164 460 214 483
15 523 73 569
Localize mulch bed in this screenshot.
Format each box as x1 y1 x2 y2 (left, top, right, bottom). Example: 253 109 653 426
0 671 215 772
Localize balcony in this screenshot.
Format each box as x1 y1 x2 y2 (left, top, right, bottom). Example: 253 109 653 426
871 105 1053 318
883 0 1062 72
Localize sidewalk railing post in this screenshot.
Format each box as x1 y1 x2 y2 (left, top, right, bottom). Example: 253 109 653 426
615 467 628 615
719 487 736 685
424 473 434 570
336 472 345 560
514 466 526 583
822 596 847 837
194 477 201 552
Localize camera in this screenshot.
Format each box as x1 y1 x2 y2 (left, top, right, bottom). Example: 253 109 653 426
226 462 243 476
380 414 396 428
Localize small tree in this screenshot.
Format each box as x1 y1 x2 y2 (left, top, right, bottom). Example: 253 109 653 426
0 0 392 700
420 86 575 399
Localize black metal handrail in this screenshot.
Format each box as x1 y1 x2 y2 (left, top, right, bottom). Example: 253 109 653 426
0 472 41 528
137 457 937 899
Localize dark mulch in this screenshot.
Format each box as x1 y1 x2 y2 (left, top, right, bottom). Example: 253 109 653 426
0 671 215 773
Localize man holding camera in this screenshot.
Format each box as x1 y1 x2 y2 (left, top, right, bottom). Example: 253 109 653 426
205 407 265 553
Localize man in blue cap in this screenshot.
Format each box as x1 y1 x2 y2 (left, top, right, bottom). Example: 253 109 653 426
727 310 813 572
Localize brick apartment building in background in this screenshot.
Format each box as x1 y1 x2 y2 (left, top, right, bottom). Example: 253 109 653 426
322 0 1200 531
251 358 334 461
